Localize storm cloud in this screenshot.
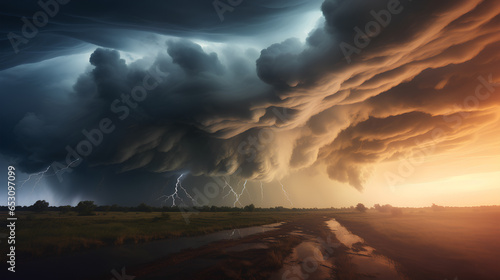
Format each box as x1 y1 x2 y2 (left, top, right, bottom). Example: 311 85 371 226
1 0 500 204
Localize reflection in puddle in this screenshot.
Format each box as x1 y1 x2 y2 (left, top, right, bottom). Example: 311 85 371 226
270 239 335 280
327 220 364 248
225 243 269 252
228 222 284 239
328 219 408 280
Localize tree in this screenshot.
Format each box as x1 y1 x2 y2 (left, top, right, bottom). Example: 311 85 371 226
375 204 393 213
356 203 367 213
244 204 255 212
32 200 49 212
75 201 96 216
136 203 152 212
431 203 445 211
59 205 72 214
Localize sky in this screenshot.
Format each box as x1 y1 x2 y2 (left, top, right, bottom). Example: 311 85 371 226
0 0 499 208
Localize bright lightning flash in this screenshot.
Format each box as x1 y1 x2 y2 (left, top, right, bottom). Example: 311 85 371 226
222 179 248 207
19 158 81 191
159 174 197 207
279 180 293 206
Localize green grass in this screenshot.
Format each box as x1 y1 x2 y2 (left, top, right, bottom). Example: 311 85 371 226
0 211 303 260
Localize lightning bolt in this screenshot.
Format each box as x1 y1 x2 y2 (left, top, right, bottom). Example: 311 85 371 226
177 175 197 206
222 178 243 207
239 179 248 201
279 180 293 207
54 158 81 175
19 158 81 191
222 179 251 207
18 165 51 190
158 174 197 207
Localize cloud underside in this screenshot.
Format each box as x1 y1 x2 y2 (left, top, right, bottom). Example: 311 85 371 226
4 0 500 194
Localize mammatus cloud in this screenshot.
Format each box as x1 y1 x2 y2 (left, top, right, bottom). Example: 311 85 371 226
1 0 500 203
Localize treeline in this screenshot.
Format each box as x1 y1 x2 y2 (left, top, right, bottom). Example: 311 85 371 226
0 200 349 215
3 201 499 215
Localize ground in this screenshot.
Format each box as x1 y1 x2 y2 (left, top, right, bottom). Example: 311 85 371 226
2 207 500 279
333 207 500 280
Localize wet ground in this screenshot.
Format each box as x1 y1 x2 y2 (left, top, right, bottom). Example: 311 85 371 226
327 219 407 280
14 222 283 280
121 215 407 280
16 214 408 280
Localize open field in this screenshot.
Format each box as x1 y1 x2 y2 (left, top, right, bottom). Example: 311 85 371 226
123 214 347 280
0 211 305 260
3 208 500 279
3 211 353 280
334 207 500 280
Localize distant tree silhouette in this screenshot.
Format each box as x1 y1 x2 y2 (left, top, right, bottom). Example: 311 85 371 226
76 201 96 216
374 204 393 213
431 203 445 211
136 203 152 212
244 204 255 212
356 203 367 213
59 205 72 213
32 200 49 212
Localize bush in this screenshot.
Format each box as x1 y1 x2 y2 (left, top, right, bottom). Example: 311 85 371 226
32 200 49 212
356 203 367 213
431 203 445 211
244 204 255 212
60 205 72 214
76 201 96 216
374 204 393 213
136 203 153 212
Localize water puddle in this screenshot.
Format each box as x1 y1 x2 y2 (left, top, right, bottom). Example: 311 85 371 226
225 242 268 252
20 222 283 279
328 219 407 280
270 238 335 280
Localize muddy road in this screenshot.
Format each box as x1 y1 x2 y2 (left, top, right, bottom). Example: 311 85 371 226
108 214 407 280
14 213 407 280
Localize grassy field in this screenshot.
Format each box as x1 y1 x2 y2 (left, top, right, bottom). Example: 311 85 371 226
0 211 304 260
334 208 500 280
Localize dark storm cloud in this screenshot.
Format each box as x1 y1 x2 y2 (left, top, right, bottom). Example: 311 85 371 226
1 0 500 204
0 0 323 69
4 39 283 199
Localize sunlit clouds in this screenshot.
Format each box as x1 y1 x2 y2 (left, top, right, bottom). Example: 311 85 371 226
1 0 499 206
